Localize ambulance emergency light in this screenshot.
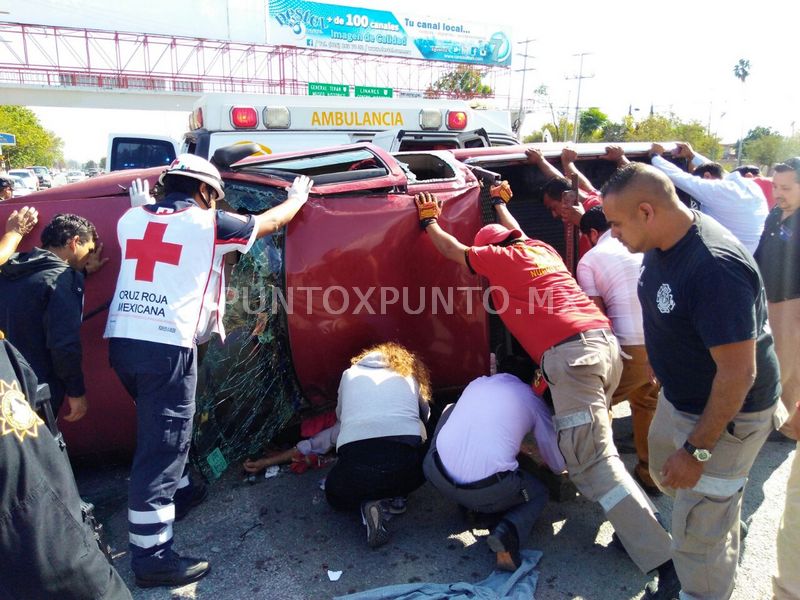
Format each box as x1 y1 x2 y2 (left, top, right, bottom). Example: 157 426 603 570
447 111 468 130
263 106 291 129
230 106 258 129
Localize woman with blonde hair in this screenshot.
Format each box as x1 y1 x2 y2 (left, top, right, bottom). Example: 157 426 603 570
325 341 432 548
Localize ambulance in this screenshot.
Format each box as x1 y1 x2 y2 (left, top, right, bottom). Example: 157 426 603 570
107 93 517 171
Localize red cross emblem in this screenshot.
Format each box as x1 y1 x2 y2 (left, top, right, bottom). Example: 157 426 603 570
125 222 183 282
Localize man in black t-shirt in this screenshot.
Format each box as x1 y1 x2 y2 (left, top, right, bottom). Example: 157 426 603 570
754 157 800 439
601 163 783 600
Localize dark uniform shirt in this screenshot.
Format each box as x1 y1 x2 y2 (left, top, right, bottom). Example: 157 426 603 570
754 207 800 303
0 248 85 411
0 339 131 600
638 212 780 415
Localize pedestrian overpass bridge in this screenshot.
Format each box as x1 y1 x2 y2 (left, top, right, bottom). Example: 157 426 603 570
0 21 474 110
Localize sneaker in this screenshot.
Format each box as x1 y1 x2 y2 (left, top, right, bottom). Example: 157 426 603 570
643 560 680 600
360 500 390 548
387 497 407 515
174 481 208 522
486 519 521 572
134 551 211 588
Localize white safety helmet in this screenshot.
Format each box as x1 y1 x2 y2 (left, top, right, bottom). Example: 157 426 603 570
158 154 225 201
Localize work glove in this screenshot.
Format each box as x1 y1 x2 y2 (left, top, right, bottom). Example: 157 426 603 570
287 175 313 204
489 180 513 206
415 192 442 230
129 178 153 207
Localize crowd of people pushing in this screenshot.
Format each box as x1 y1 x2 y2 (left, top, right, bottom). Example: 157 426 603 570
0 143 798 600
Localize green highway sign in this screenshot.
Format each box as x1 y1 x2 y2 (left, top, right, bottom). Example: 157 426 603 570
355 86 393 98
308 82 350 97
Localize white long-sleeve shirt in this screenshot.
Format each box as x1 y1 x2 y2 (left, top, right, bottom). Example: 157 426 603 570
651 154 768 253
435 373 566 481
576 231 645 346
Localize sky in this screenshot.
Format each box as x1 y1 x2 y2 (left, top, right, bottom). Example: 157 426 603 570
12 0 799 163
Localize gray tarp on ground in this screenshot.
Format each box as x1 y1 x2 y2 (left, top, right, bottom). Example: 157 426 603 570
334 550 541 600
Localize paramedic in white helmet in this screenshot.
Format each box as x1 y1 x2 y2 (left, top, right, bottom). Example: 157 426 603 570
104 154 313 588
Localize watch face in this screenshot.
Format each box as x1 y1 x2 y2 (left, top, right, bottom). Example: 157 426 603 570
694 449 712 462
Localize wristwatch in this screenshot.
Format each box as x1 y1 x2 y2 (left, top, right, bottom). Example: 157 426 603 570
683 441 712 462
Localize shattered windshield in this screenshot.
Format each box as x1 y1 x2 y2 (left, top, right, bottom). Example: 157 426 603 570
191 180 307 481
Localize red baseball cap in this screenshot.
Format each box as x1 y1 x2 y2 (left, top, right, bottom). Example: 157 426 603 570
473 224 523 247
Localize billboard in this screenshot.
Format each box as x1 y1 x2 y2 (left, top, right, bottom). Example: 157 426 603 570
267 0 512 67
3 0 268 45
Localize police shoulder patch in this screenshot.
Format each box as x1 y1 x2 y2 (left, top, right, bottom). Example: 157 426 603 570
0 379 44 442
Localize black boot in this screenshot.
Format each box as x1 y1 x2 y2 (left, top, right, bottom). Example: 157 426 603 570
134 550 211 588
643 559 680 600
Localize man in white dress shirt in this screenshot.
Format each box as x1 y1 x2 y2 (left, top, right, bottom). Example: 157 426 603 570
647 142 768 254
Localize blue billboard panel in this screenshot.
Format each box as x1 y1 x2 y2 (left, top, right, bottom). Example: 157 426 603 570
268 0 511 67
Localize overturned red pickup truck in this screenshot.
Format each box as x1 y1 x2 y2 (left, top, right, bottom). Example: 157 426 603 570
0 142 657 477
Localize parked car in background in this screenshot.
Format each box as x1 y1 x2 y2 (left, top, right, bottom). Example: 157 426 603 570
27 165 53 188
8 168 39 191
9 175 33 197
66 170 87 183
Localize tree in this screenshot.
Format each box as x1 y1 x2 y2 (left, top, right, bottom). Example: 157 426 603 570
578 107 608 142
0 106 63 168
733 58 750 165
601 112 721 159
83 159 97 171
543 117 574 143
522 131 544 143
428 66 493 99
744 126 779 144
733 59 750 84
99 156 107 170
601 116 635 142
744 134 783 167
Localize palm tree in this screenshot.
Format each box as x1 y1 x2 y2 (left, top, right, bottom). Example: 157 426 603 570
733 59 750 83
733 59 750 165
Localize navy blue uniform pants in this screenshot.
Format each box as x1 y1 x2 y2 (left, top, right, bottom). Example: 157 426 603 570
109 338 196 572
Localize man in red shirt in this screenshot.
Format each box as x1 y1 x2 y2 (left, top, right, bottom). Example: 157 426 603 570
416 182 677 599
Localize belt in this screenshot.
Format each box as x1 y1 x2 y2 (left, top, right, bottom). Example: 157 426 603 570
432 451 512 490
553 328 613 348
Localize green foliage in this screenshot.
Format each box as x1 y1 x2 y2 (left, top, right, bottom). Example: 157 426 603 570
84 159 97 170
522 131 544 143
601 113 721 159
602 115 635 142
733 58 751 83
430 66 493 98
744 135 783 167
543 118 574 143
744 126 779 143
99 156 107 169
0 106 63 168
781 134 800 159
578 107 608 142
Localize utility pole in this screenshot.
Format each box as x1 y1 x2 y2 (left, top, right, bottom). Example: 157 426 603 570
566 52 594 142
514 39 536 132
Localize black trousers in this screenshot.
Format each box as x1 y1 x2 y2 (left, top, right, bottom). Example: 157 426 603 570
325 438 427 511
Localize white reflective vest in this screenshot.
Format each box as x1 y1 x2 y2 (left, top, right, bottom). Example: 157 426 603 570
105 205 229 348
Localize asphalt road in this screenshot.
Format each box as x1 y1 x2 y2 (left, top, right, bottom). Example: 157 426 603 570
76 408 796 600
